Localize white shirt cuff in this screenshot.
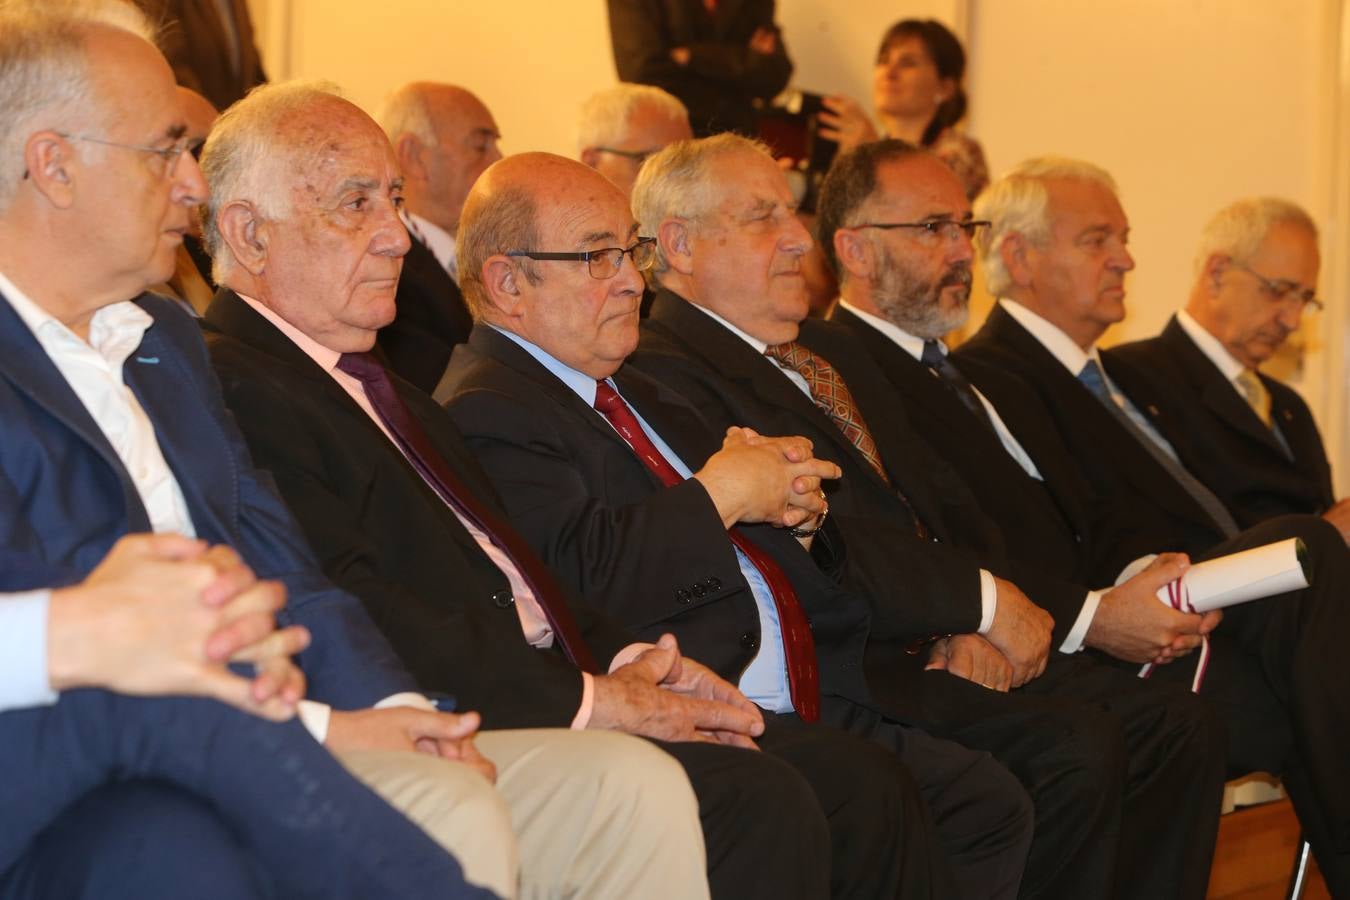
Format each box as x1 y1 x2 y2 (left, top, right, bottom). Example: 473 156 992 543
976 570 996 634
1059 590 1104 654
0 590 58 712
301 692 436 744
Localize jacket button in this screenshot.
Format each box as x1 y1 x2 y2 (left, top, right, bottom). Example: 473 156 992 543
491 590 514 609
692 583 707 598
705 577 722 590
739 631 760 650
675 588 692 604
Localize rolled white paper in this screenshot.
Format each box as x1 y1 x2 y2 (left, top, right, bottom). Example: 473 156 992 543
1155 538 1309 613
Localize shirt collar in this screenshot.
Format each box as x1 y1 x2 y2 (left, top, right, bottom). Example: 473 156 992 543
1175 308 1246 381
489 324 605 407
405 211 458 278
0 268 152 366
999 298 1100 375
837 300 928 361
237 293 342 375
690 303 769 354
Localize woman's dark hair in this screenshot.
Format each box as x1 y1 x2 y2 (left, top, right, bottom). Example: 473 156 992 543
876 18 968 147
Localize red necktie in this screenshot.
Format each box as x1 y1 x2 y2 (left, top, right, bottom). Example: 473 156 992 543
592 380 820 722
337 352 599 673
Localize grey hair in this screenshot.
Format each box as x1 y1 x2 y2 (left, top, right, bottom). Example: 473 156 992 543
631 132 772 275
0 0 154 210
1192 196 1317 276
378 81 438 148
200 79 345 283
575 83 688 155
973 156 1118 296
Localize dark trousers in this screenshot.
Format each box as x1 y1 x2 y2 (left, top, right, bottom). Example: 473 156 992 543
813 702 1036 900
1151 514 1350 897
859 653 1228 900
0 690 492 900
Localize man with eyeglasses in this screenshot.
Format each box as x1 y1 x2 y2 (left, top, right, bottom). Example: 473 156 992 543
1106 197 1347 541
199 80 870 900
577 83 693 200
375 82 502 392
954 159 1350 896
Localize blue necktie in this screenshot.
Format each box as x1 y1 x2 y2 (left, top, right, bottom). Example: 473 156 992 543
1078 359 1238 538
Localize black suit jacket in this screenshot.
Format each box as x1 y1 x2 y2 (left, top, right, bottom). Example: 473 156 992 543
378 237 474 394
202 290 631 730
136 0 266 109
607 0 792 137
629 291 1087 645
1107 316 1335 528
826 306 1091 582
956 303 1231 574
434 324 939 719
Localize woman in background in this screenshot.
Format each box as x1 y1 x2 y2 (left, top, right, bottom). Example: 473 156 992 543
821 18 989 199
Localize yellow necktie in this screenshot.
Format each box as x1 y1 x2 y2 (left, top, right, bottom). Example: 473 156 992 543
1236 369 1273 427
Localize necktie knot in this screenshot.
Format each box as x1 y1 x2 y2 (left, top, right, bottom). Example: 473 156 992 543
1077 358 1111 402
920 339 946 370
1235 369 1273 427
336 351 385 384
593 380 624 415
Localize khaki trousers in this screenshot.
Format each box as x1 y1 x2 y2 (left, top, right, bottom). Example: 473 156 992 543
339 728 709 900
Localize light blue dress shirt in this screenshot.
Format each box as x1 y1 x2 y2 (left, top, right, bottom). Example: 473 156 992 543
0 590 57 711
494 327 794 713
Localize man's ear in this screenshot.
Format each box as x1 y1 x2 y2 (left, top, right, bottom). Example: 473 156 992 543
216 200 268 275
1000 232 1033 287
479 255 524 317
657 217 695 275
833 227 873 281
1201 253 1228 295
22 132 78 209
394 134 426 183
579 147 601 169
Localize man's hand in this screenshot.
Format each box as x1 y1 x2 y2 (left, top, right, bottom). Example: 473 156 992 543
1087 553 1220 664
46 534 309 721
1322 498 1350 546
591 634 765 749
326 708 496 783
694 427 839 529
925 634 1013 692
816 96 879 154
983 578 1052 687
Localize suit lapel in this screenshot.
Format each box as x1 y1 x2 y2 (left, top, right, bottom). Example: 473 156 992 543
0 292 150 530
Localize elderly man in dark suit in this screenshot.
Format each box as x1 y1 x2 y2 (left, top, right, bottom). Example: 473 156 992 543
373 82 500 392
955 156 1350 896
614 134 1227 900
1106 197 1344 539
197 79 857 900
0 4 515 898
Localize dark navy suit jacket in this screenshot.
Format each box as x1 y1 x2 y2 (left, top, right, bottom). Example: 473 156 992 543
0 291 415 709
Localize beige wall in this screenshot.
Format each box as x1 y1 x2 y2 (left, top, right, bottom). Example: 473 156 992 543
247 0 1346 488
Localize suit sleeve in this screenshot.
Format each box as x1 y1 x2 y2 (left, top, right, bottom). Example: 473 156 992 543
209 355 587 729
446 385 749 634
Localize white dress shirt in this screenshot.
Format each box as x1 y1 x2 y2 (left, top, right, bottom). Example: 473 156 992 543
0 590 57 711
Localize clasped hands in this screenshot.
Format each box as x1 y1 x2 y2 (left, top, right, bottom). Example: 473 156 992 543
695 426 838 532
46 533 309 720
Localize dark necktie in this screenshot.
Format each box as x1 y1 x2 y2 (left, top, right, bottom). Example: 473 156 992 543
592 380 820 722
921 340 997 434
1078 359 1239 538
766 340 932 541
336 352 599 672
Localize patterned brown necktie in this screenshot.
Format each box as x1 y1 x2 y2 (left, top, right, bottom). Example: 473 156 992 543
765 341 890 485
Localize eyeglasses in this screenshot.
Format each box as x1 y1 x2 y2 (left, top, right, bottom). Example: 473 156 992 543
507 236 657 280
1231 262 1323 313
852 219 991 242
593 147 660 166
57 132 203 177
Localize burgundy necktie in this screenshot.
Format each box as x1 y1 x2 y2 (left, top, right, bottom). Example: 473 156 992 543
337 352 599 673
592 380 820 722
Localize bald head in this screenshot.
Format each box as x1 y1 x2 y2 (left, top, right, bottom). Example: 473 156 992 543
381 81 502 235
459 152 644 377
